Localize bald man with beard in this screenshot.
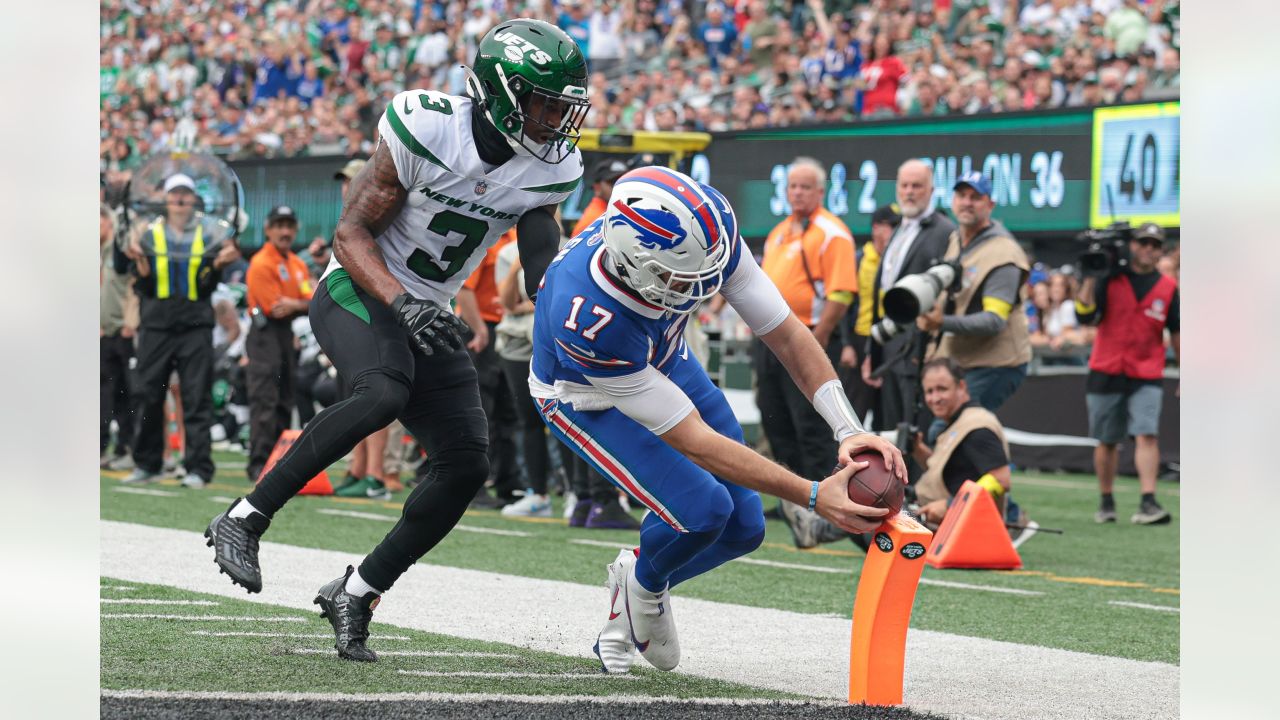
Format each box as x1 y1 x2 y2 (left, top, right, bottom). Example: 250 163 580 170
862 159 955 432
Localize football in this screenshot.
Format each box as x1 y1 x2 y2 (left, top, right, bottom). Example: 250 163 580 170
845 451 903 519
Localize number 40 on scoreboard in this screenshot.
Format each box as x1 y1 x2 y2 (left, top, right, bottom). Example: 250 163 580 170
1089 102 1180 229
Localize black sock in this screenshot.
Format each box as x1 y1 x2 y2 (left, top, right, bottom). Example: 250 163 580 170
1100 493 1115 510
1141 492 1156 504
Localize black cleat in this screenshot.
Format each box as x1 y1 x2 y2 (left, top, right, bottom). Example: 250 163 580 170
314 566 380 662
204 499 269 594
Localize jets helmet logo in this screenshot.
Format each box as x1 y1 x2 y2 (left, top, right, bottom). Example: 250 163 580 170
494 31 552 65
609 200 686 251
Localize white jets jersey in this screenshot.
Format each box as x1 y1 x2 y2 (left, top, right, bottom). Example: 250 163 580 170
325 89 583 307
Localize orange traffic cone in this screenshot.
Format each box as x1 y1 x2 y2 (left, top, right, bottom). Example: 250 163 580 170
256 429 333 495
924 480 1021 570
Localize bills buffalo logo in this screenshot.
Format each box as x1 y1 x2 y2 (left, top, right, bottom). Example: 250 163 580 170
609 200 686 251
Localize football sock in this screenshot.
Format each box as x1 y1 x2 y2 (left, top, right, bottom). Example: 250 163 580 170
1140 492 1156 505
229 497 263 520
345 568 381 597
1099 493 1115 510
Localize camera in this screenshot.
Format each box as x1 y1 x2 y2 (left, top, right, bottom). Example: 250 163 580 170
870 262 959 344
1077 221 1133 279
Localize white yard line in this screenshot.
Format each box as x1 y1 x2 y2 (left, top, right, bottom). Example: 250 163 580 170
732 557 847 574
112 487 180 497
1108 601 1180 613
189 631 412 640
101 520 1178 720
102 613 306 622
210 496 237 504
316 509 532 537
919 578 1045 596
568 539 632 550
101 689 842 706
291 649 517 658
396 670 641 680
100 586 137 592
100 599 219 606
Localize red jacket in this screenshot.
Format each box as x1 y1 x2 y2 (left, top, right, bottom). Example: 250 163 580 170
1088 274 1177 380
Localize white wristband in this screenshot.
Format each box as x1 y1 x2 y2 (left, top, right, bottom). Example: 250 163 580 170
812 379 867 442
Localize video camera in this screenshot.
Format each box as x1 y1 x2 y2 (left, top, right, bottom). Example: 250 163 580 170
1077 221 1133 279
870 262 960 344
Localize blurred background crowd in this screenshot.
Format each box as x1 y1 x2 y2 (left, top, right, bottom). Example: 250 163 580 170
100 0 1180 172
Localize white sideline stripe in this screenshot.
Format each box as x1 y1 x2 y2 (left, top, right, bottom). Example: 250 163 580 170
397 670 641 680
568 539 631 550
101 586 137 591
102 521 1178 720
112 487 180 497
100 599 219 606
102 613 306 622
190 631 412 640
210 496 237 503
291 649 518 658
1109 601 1180 613
919 578 1045 596
733 557 846 574
315 509 533 537
1002 427 1099 448
101 689 842 706
1012 520 1040 549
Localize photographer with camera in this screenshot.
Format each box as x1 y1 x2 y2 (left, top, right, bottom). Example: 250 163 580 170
917 173 1031 422
1075 222 1179 526
863 159 955 431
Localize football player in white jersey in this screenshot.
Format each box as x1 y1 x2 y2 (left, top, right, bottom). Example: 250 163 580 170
203 19 590 662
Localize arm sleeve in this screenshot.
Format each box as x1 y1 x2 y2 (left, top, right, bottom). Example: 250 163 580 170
516 208 562 301
719 239 792 335
940 264 1022 336
584 366 696 435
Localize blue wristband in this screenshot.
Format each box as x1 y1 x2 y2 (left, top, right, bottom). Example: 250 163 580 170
807 481 820 512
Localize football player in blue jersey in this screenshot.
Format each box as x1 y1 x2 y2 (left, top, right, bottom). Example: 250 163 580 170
530 166 906 673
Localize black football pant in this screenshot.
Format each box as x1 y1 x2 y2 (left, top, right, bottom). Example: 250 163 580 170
100 333 135 456
753 337 840 484
470 321 519 494
246 271 488 593
500 357 549 495
133 325 215 479
245 321 298 480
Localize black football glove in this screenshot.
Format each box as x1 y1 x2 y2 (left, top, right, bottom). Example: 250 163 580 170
391 293 470 356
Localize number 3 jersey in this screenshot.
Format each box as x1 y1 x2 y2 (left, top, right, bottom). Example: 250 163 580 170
324 89 583 307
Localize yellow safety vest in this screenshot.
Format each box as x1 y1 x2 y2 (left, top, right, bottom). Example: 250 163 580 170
152 221 204 301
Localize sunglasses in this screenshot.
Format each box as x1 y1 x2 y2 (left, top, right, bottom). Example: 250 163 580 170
1135 238 1162 249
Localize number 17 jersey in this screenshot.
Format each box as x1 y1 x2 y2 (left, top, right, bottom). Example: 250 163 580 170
324 89 583 307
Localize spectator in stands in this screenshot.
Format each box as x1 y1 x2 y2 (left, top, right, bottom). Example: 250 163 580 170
756 157 857 496
588 0 626 76
864 160 954 432
858 33 907 118
123 173 241 487
244 205 312 482
558 1 593 61
1042 271 1087 358
1076 222 1178 526
698 2 739 71
101 204 138 470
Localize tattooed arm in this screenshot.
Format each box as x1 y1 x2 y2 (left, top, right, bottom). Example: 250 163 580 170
332 138 410 306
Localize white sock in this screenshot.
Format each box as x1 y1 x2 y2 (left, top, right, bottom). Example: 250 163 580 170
344 568 381 597
229 498 263 520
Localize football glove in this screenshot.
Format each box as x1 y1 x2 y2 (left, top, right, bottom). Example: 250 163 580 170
391 293 470 356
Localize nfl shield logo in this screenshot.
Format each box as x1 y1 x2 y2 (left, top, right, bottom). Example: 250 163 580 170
475 181 488 195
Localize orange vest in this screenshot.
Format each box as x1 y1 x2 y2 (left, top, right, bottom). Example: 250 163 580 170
463 231 516 324
246 242 313 313
761 209 857 326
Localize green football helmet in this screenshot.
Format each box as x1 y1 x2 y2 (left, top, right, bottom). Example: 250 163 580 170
466 18 590 164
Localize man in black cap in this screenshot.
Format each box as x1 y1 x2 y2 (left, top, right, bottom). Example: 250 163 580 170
244 205 313 481
571 157 629 238
1076 222 1178 526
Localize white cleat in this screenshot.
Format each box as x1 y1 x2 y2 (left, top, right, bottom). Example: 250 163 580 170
622 558 680 671
593 548 637 673
501 493 553 518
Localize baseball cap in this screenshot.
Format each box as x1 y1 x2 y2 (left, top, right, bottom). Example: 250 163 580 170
266 205 298 224
596 158 629 182
953 171 993 197
334 158 367 181
163 173 196 194
871 204 901 226
1132 222 1165 242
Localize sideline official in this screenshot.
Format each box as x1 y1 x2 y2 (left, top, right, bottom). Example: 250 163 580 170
124 173 241 487
245 205 313 481
756 157 857 487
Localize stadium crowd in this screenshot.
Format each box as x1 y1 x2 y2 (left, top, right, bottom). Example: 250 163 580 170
100 0 1181 168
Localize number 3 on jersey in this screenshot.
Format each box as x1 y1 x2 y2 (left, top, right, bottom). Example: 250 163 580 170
406 210 488 282
564 296 614 340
